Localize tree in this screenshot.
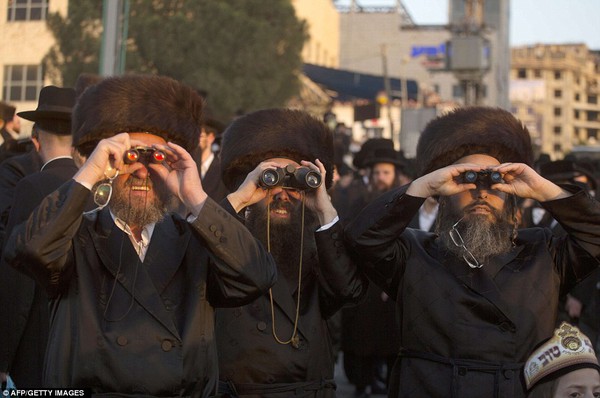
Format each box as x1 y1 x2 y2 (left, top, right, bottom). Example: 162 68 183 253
45 0 308 121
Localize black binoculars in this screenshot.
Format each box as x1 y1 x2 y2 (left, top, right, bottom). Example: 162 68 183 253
461 170 504 188
124 147 166 164
259 164 322 190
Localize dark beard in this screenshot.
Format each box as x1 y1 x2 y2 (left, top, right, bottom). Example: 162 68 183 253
436 197 515 264
109 176 170 226
246 199 318 290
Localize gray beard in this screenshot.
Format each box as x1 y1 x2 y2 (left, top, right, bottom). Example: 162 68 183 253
436 198 515 262
109 177 170 226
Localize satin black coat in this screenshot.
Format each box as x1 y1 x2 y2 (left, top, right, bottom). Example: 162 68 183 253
345 185 600 398
3 181 277 397
215 203 368 398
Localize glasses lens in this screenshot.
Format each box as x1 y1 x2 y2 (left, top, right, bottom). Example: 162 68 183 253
94 183 113 207
449 228 464 247
462 250 481 268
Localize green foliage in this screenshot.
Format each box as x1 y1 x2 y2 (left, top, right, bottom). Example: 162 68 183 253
45 0 308 121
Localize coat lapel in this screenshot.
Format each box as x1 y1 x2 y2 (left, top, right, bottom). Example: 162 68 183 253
440 239 524 326
90 210 182 339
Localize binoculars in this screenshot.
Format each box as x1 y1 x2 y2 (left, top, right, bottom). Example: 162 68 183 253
124 147 166 164
259 164 322 190
461 170 504 188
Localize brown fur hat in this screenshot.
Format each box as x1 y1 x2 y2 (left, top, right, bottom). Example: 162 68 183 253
220 108 334 191
72 74 203 157
416 106 533 176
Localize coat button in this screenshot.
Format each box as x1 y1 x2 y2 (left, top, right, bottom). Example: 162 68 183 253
503 369 514 379
117 336 128 346
458 367 467 376
215 230 222 237
257 321 267 331
331 232 339 239
209 225 217 232
161 340 173 352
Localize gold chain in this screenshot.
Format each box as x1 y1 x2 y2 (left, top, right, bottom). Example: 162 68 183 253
267 189 305 348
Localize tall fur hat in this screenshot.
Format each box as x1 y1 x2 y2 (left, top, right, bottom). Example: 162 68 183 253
220 108 334 191
72 74 203 157
416 106 533 176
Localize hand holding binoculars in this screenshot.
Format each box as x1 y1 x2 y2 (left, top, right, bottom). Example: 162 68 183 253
124 146 166 164
259 164 322 191
460 170 504 188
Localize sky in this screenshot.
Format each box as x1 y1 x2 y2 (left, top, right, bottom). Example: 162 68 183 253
335 0 600 50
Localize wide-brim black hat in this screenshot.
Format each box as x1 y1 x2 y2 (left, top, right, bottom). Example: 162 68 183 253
72 74 203 157
416 106 533 176
17 86 76 122
220 108 334 191
353 138 395 169
363 146 405 168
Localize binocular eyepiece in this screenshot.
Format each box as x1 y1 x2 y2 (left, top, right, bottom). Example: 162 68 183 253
259 164 322 191
461 170 504 187
124 147 166 165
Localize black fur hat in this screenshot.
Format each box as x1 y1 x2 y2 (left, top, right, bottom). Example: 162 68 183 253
220 108 334 191
72 74 203 157
416 106 533 176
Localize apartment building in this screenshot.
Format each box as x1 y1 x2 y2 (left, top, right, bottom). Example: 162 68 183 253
510 44 600 159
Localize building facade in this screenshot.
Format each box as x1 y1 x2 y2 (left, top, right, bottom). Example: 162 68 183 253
510 44 600 159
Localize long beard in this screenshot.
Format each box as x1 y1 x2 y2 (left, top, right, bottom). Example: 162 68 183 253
246 198 318 289
436 197 515 262
109 176 170 226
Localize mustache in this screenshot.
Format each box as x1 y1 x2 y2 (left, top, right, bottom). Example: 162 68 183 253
464 200 492 213
125 177 152 189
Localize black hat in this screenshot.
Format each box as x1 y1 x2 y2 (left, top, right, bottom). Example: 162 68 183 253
416 107 533 176
0 101 16 124
353 138 396 169
72 74 203 157
363 146 405 168
540 159 597 189
17 86 76 134
220 108 334 191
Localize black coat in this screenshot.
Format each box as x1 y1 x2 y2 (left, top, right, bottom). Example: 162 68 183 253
216 203 368 397
0 157 78 387
3 181 277 397
345 185 600 398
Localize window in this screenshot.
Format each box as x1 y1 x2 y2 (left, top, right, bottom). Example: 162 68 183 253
7 0 49 21
554 89 562 98
575 93 581 101
452 84 463 98
588 95 598 105
588 129 598 140
533 69 542 78
553 143 562 153
553 126 562 134
554 70 562 80
554 107 561 117
587 111 599 122
3 64 43 101
574 110 580 119
517 69 527 79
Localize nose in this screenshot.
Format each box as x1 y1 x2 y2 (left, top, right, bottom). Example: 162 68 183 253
273 188 292 202
131 163 149 180
471 186 488 199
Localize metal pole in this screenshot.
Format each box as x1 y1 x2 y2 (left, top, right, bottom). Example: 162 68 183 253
100 0 123 76
381 44 395 144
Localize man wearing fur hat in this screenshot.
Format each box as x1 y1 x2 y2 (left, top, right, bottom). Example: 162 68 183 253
216 108 368 397
2 74 276 397
345 106 600 397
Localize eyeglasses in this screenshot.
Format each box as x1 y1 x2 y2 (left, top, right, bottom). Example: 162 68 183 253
449 218 483 269
93 169 119 210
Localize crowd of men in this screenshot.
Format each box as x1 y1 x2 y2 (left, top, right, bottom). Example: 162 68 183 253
0 74 599 398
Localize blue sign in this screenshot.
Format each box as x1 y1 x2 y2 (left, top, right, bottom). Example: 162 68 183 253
411 43 446 58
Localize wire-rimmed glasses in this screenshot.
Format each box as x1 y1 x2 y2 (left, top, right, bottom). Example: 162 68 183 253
93 169 119 210
449 218 483 269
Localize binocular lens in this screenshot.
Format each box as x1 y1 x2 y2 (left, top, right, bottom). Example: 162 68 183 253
490 171 503 183
125 150 140 164
464 171 478 183
261 170 280 186
305 172 321 189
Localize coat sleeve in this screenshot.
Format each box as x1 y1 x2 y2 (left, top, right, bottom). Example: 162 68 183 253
315 221 369 318
3 180 87 296
188 197 277 307
344 185 425 285
542 186 600 291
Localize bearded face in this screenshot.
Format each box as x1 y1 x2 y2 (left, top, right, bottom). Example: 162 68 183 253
245 189 317 287
436 195 516 263
109 174 172 227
